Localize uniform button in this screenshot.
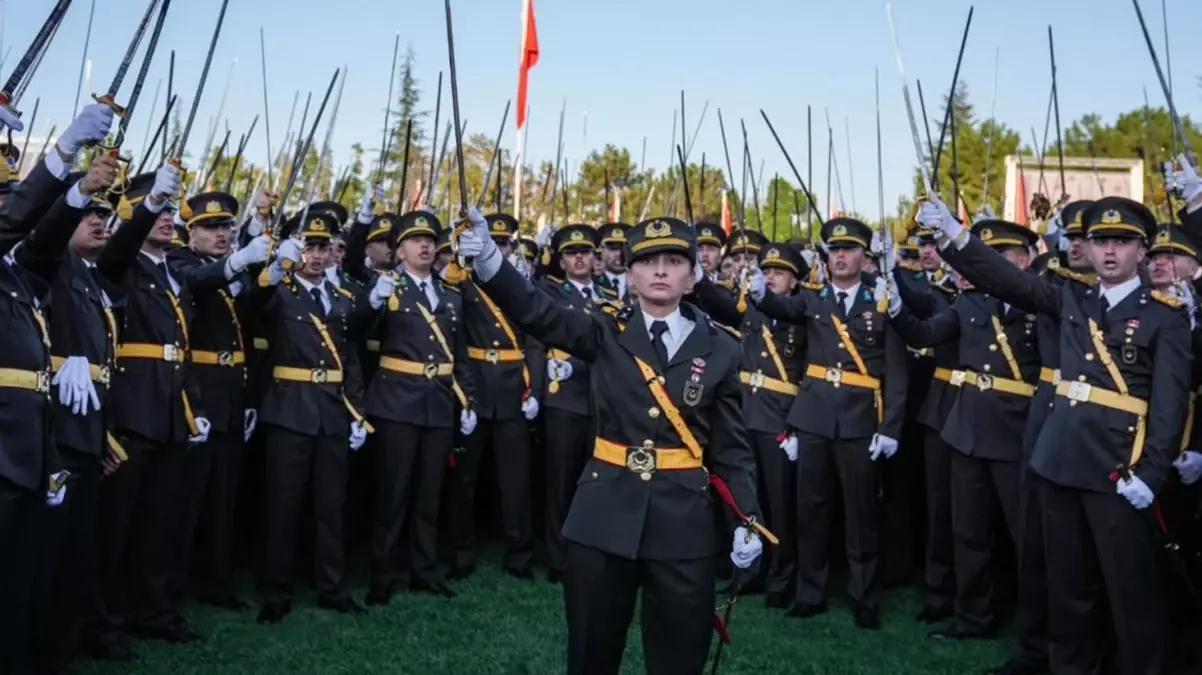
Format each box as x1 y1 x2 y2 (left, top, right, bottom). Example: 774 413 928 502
319 360 326 366
493 340 500 347
591 472 598 479
988 344 998 351
1127 426 1135 433
760 352 768 358
656 376 665 385
648 407 660 419
495 322 502 328
429 335 435 341
983 364 991 372
837 343 845 350
429 355 435 361
1085 353 1094 361
1078 375 1086 382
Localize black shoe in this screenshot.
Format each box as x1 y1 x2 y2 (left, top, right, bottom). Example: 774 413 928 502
765 592 790 610
365 585 393 606
256 601 292 624
985 660 1048 675
787 602 827 619
196 594 250 611
930 624 996 640
854 607 880 630
446 564 476 582
317 597 367 615
86 639 138 662
506 567 535 581
410 578 457 598
547 570 562 584
133 621 201 644
916 605 953 623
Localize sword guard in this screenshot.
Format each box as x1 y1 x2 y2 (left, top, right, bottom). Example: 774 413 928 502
91 93 127 118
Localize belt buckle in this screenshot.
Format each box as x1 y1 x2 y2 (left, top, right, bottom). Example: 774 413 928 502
976 373 994 392
626 440 657 481
1052 369 1062 386
97 365 111 385
949 370 967 387
748 371 766 389
824 367 843 385
1066 381 1092 403
36 370 51 394
423 362 439 379
218 351 234 367
485 348 500 365
311 368 329 384
163 344 179 362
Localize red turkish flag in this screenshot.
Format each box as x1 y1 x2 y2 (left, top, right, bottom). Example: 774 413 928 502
721 190 732 235
516 0 539 129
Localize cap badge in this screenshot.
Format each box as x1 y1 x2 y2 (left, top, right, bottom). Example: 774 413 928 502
570 230 584 241
311 218 327 232
1101 209 1122 224
980 228 994 242
832 224 848 236
1155 229 1171 245
491 221 508 233
701 228 712 236
205 200 222 214
766 248 781 259
907 235 917 246
645 220 671 239
381 218 393 229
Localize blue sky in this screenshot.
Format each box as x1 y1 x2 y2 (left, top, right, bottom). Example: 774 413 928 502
5 0 1202 218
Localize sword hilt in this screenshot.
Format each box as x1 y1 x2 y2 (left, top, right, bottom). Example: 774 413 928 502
91 93 127 118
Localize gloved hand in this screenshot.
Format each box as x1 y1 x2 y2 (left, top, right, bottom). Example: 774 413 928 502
53 355 101 416
276 238 303 265
349 420 368 451
228 235 272 274
0 102 23 133
357 184 383 223
1174 450 1202 486
460 409 478 436
1175 154 1202 209
244 409 257 442
462 207 502 280
870 230 884 259
57 103 115 157
150 162 182 204
918 194 963 246
779 433 798 462
973 203 996 222
369 273 397 310
46 471 69 507
534 223 556 248
548 358 574 383
521 396 540 421
1116 475 1154 510
1170 280 1197 329
868 433 899 461
1045 208 1064 245
730 526 764 569
878 229 896 275
747 267 766 302
188 417 212 444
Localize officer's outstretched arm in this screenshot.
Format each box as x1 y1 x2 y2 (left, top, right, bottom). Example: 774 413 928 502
477 257 605 363
97 203 159 284
15 192 84 283
693 277 744 327
940 235 1058 316
0 158 69 257
890 303 961 349
892 268 940 318
879 322 909 441
167 247 229 293
1136 312 1192 493
755 286 811 324
707 360 760 522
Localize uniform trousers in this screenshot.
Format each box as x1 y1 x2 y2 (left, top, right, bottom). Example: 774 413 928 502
921 427 955 612
1011 460 1049 668
449 417 534 571
950 452 1019 632
543 408 594 573
260 425 348 604
369 419 451 588
171 431 243 602
0 477 41 675
1041 476 1167 675
881 418 926 585
564 542 715 675
795 432 880 611
93 434 188 643
751 432 796 598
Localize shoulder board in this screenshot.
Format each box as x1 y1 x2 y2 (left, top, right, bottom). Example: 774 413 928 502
598 285 620 298
442 283 461 294
715 279 736 291
334 286 354 299
801 280 825 291
931 282 957 295
600 303 619 318
1151 289 1184 308
1050 267 1098 286
710 319 742 340
546 274 564 285
899 260 922 272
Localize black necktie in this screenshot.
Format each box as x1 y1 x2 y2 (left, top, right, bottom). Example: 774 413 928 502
417 280 432 309
836 291 848 318
156 261 172 290
1100 296 1110 314
310 288 326 317
650 320 671 370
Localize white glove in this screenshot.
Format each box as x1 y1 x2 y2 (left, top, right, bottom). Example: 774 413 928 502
508 251 531 279
276 238 303 265
918 194 963 247
150 162 182 203
228 235 272 274
779 434 798 462
244 409 257 442
1045 209 1064 240
868 433 899 461
548 358 574 383
52 355 101 416
349 420 368 451
521 396 540 421
1116 475 1154 510
463 207 503 280
188 417 212 444
1174 450 1202 486
878 229 896 275
747 267 766 302
973 203 996 222
1175 154 1202 209
0 102 23 133
56 103 115 157
534 223 556 248
870 230 884 258
460 409 478 436
1170 280 1197 329
46 471 68 507
730 526 764 569
369 273 397 310
357 184 382 223
880 276 901 317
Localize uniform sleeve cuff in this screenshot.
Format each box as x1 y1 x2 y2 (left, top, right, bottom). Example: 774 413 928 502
42 149 71 181
64 182 91 209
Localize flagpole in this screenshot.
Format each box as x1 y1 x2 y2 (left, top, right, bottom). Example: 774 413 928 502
513 123 525 219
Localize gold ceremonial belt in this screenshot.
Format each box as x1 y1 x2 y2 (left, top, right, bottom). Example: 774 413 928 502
379 356 453 379
593 438 703 481
933 367 954 383
739 370 799 396
272 366 344 384
467 347 525 364
117 343 186 363
0 368 51 394
1055 380 1148 417
1039 367 1061 386
804 363 880 390
190 350 246 367
945 369 1035 398
50 356 111 385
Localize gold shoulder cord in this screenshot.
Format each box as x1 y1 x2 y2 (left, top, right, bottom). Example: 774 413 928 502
1087 318 1145 466
760 324 789 383
831 314 883 424
165 290 201 436
631 356 703 459
989 315 1025 381
474 286 532 395
309 312 375 434
414 303 469 407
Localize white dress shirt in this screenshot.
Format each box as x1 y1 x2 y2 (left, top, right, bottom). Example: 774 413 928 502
568 278 596 299
605 271 627 299
643 308 695 360
831 281 861 315
140 250 181 295
295 275 331 314
1099 275 1142 310
406 270 440 310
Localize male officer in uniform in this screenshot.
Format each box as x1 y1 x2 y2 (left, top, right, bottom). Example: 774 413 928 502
447 212 542 581
888 219 1042 639
748 217 907 629
457 210 764 675
922 194 1190 675
251 210 370 623
362 210 477 604
727 229 767 275
596 222 631 301
695 222 727 280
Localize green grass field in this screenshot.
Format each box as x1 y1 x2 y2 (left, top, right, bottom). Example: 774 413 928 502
72 555 1008 675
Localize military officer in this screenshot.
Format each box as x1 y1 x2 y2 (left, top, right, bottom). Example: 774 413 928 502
457 211 764 675
695 221 727 280
251 210 370 623
922 194 1190 675
748 217 908 628
727 229 767 274
363 210 477 604
596 222 631 301
888 219 1042 639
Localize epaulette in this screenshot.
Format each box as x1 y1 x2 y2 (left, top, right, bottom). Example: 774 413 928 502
801 280 825 292
710 319 742 340
443 283 461 294
546 274 564 285
931 282 957 295
899 260 922 272
1050 267 1097 286
1151 289 1184 308
598 285 620 299
715 279 736 291
334 286 354 299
